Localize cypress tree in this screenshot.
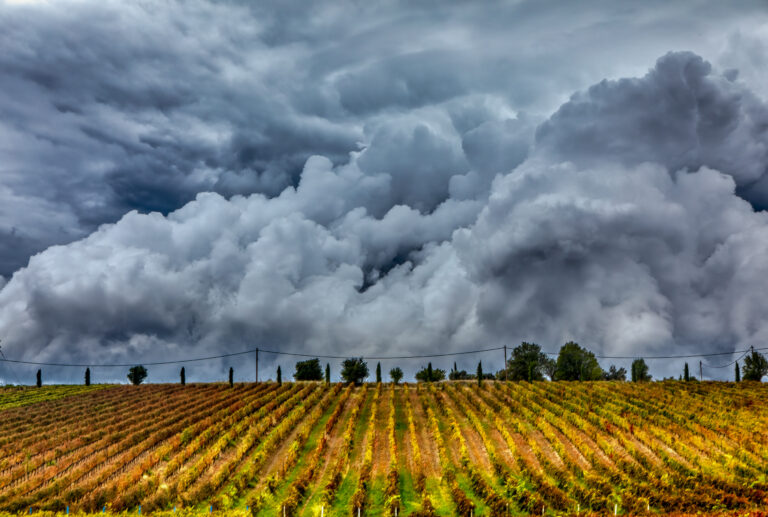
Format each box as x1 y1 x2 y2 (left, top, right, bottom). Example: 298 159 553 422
427 362 433 382
684 363 690 382
180 367 186 386
477 361 483 386
277 365 282 386
735 361 741 383
229 367 234 387
376 362 382 383
325 363 330 384
36 369 41 388
85 368 91 386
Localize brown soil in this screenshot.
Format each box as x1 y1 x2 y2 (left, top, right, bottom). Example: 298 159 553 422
240 386 335 499
602 434 640 468
549 427 591 471
531 430 564 469
488 428 518 472
437 390 492 471
301 388 361 510
509 430 543 474
407 388 440 476
372 387 392 476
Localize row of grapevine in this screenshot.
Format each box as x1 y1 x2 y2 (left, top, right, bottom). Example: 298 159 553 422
321 385 368 506
349 382 381 514
274 383 351 515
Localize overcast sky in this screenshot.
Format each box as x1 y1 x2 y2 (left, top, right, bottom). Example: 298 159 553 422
2 0 768 383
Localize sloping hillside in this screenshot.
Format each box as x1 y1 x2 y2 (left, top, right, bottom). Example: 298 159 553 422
0 381 766 516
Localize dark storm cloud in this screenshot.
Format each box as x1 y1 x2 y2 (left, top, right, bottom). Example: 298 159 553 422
2 0 768 381
536 51 768 207
1 0 761 276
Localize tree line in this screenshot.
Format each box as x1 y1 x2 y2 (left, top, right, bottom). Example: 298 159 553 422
24 344 768 386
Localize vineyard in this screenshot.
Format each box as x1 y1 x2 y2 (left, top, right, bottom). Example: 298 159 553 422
0 381 767 516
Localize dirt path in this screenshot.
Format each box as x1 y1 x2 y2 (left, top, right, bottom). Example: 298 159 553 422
531 430 564 469
407 388 440 476
372 387 392 476
300 388 360 513
550 427 591 471
240 386 334 503
488 428 518 472
437 390 492 471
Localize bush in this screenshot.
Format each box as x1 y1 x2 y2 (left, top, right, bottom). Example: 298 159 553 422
415 362 445 382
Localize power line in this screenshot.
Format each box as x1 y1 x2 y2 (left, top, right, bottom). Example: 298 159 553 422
541 346 768 360
0 346 505 367
0 341 22 385
0 344 765 369
704 348 752 369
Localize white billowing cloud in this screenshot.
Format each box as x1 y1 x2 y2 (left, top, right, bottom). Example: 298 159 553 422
1 0 765 275
536 51 768 206
6 40 768 380
4 135 768 380
456 158 768 370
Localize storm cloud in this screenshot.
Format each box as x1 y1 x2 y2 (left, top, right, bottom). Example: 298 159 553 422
1 0 768 381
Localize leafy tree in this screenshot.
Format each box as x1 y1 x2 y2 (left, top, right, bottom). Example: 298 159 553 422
229 367 234 387
506 342 550 381
602 365 627 381
631 359 651 382
294 358 323 381
376 362 382 383
36 369 41 388
325 363 331 384
449 367 471 380
735 361 741 382
477 361 483 386
85 368 91 386
341 358 369 385
277 365 282 386
554 342 603 381
743 350 768 381
415 363 445 382
684 363 690 382
127 365 147 386
180 367 186 386
390 367 403 385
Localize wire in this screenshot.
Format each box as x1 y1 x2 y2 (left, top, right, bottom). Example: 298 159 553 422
0 344 765 368
0 346 505 367
704 348 752 369
258 346 505 361
541 346 768 360
0 344 22 385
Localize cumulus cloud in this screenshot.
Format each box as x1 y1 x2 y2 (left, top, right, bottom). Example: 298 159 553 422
0 0 762 275
3 1 768 381
536 51 768 207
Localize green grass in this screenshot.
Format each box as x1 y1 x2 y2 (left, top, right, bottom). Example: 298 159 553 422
0 384 112 410
424 477 454 516
246 390 339 516
397 470 419 515
365 475 387 517
327 388 374 516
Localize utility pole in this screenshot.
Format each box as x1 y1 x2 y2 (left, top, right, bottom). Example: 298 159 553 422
503 345 508 382
699 360 702 382
255 348 259 383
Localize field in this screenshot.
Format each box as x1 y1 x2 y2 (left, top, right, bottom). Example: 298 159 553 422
0 381 767 516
